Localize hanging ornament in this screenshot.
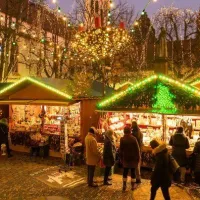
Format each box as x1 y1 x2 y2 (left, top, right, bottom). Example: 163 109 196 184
78 23 84 32
95 16 101 28
119 21 125 29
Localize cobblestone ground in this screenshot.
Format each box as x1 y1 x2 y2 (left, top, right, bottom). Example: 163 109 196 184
0 152 200 200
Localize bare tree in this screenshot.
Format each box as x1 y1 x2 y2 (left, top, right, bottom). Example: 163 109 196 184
153 7 199 80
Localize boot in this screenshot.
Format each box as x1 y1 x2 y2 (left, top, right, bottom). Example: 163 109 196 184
122 178 127 191
131 181 135 191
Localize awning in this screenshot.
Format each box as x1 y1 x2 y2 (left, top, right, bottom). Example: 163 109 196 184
0 77 76 106
0 100 77 106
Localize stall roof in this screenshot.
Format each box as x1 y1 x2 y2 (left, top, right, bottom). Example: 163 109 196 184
0 77 114 105
0 77 74 105
32 77 114 99
97 74 200 115
190 79 200 89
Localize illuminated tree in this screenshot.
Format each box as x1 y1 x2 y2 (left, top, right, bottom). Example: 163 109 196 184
153 83 177 114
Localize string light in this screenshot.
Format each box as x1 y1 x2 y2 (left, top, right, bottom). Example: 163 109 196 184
0 77 72 99
98 74 200 108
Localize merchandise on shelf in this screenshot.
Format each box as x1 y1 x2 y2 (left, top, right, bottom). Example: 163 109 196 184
99 112 200 148
9 103 81 152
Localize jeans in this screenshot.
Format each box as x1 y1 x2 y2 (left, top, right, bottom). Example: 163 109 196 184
194 172 200 185
150 184 171 200
87 165 95 186
179 167 186 182
136 162 141 180
123 168 136 182
104 166 111 183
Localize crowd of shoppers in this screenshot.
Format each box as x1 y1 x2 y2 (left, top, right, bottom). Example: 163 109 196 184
84 123 200 199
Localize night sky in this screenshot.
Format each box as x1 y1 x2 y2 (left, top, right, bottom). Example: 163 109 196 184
48 0 200 16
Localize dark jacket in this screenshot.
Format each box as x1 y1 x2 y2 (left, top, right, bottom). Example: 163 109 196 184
169 132 190 166
0 122 8 145
119 134 140 168
103 136 116 167
193 139 200 172
151 143 172 187
132 128 143 149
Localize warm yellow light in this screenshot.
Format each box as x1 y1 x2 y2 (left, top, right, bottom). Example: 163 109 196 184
52 0 57 3
153 0 157 2
134 21 139 26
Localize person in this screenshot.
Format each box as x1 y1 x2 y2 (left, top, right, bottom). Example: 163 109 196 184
103 129 116 185
0 118 12 158
169 126 190 183
150 139 172 200
119 126 140 191
131 121 143 183
193 136 200 185
85 127 100 187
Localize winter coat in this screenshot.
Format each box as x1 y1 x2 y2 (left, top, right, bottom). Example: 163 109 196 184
132 129 143 149
0 121 8 145
169 133 190 167
119 134 140 168
151 143 172 187
193 139 200 172
85 133 100 166
103 136 116 167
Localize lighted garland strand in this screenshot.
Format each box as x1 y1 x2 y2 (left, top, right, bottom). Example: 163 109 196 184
98 74 200 113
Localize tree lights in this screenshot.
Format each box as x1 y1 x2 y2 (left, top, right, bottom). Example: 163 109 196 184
70 27 131 61
152 83 177 114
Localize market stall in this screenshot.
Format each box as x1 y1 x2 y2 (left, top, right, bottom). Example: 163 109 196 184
0 77 81 157
97 74 200 167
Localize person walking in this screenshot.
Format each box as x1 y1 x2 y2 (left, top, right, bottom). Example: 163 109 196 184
169 126 190 183
150 139 172 200
103 129 116 185
119 126 140 191
85 127 100 187
193 136 200 185
0 118 12 158
131 121 143 183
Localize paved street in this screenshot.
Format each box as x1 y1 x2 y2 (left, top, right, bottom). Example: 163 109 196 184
0 152 200 200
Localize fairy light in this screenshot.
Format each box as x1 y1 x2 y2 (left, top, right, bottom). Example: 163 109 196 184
98 74 200 108
0 77 72 99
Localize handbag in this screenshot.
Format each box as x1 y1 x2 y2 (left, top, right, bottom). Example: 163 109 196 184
169 154 180 174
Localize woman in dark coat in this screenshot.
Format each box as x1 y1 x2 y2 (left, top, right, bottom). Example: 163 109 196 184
193 137 200 185
131 121 143 183
0 118 12 157
103 129 116 185
150 139 172 200
169 126 189 182
119 126 140 191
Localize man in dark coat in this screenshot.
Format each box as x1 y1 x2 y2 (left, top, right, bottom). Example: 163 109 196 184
0 118 12 157
119 126 140 191
169 126 190 183
103 129 116 185
193 136 200 185
150 139 172 200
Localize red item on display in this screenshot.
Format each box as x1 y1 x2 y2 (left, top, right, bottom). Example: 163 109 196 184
95 17 101 28
119 21 125 29
78 24 84 32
